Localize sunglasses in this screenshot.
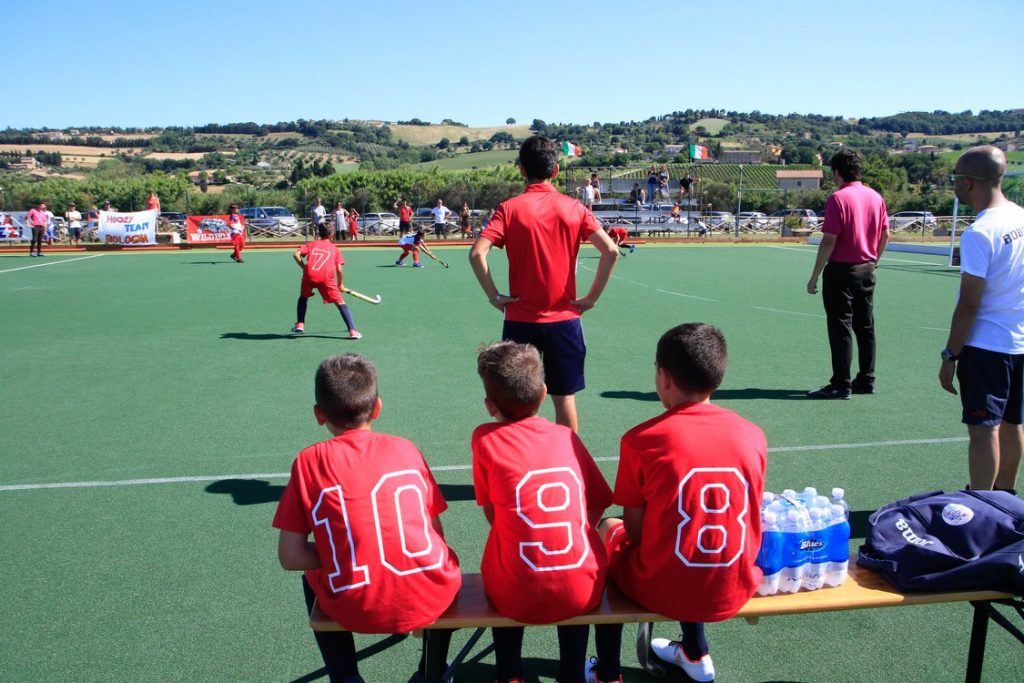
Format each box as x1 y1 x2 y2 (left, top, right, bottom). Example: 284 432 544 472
949 173 987 182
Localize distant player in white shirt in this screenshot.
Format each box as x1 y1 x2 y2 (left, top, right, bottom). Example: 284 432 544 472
940 145 1024 494
431 199 450 240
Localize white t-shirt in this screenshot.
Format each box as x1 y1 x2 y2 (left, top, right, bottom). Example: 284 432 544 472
66 210 82 228
311 205 326 225
579 184 594 204
431 206 449 223
960 202 1024 354
398 233 416 246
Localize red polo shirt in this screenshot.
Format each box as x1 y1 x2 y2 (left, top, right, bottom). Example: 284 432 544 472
481 183 601 323
822 181 889 263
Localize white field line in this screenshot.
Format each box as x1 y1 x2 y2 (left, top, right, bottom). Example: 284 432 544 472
766 245 946 266
751 306 825 318
921 326 949 332
0 436 969 492
0 254 104 274
654 288 717 302
581 264 714 301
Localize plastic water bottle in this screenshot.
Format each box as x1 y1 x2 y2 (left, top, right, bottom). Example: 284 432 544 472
831 488 849 517
824 503 851 587
802 505 828 591
755 510 784 596
778 508 807 593
761 491 776 510
799 487 819 507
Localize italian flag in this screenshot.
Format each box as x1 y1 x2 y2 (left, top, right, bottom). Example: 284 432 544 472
562 141 582 157
689 144 709 160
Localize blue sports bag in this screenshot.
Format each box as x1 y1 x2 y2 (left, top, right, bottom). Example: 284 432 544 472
857 490 1024 594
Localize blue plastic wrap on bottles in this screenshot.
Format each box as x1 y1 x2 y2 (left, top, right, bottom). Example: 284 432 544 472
755 510 784 595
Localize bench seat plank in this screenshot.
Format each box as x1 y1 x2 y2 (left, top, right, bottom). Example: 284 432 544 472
309 565 1013 632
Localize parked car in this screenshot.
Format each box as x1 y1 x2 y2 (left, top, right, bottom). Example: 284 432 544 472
889 211 936 228
770 208 819 227
700 211 734 227
358 212 400 234
239 206 298 234
736 211 769 229
159 211 187 225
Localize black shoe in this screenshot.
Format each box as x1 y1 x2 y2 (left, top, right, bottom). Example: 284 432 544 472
807 384 851 400
850 380 875 395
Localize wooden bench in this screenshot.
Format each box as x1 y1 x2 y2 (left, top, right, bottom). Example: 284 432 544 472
310 566 1021 682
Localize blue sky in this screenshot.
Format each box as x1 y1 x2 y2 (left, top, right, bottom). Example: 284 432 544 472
4 0 1020 129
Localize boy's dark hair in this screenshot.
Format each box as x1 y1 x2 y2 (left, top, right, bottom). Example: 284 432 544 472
656 323 727 394
317 223 332 239
519 136 559 181
830 148 863 183
477 341 545 420
315 354 378 428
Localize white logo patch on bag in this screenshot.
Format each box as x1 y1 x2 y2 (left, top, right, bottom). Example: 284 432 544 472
941 503 975 526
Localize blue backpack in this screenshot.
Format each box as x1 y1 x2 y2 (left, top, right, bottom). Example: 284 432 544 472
857 490 1024 594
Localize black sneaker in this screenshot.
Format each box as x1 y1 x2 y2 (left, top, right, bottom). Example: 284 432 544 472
850 380 875 395
807 384 851 400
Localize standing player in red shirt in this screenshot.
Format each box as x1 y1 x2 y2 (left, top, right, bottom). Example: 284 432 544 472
587 324 767 683
273 354 462 682
291 224 361 339
469 136 619 433
472 341 612 683
227 204 246 263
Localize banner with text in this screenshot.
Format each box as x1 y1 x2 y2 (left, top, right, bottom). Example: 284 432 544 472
0 212 27 241
98 210 157 246
186 215 239 244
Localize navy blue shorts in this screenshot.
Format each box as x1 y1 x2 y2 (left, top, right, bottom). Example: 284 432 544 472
503 318 586 396
956 346 1024 426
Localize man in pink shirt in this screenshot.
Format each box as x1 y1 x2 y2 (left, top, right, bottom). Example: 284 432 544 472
27 201 49 257
806 149 889 399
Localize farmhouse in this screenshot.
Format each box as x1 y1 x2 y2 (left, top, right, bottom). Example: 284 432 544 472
776 169 823 189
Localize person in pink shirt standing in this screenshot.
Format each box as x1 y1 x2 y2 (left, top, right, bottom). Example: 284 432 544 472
806 149 890 399
26 201 48 257
146 191 160 212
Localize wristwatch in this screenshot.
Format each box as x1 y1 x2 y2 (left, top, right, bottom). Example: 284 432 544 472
941 348 958 362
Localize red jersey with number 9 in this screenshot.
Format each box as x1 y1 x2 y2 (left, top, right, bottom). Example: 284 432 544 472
299 239 343 285
272 430 461 633
610 402 766 622
472 416 613 623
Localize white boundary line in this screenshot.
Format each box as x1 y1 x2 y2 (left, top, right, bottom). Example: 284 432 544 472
766 244 948 266
0 436 969 492
751 306 825 318
0 254 105 274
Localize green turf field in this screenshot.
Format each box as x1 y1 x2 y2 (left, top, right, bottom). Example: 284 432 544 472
1 245 1020 682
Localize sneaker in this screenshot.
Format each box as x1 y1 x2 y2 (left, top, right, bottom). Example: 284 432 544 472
395 259 404 266
650 638 715 682
413 263 424 268
806 384 851 400
629 244 635 254
585 657 622 683
850 379 875 395
291 323 304 334
349 330 362 339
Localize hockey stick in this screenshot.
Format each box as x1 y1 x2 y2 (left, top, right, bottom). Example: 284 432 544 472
423 249 450 269
342 287 382 305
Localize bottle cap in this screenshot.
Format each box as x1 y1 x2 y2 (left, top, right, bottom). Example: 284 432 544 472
832 487 845 499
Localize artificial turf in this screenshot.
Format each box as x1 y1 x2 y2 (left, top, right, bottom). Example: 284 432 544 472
0 244 1019 682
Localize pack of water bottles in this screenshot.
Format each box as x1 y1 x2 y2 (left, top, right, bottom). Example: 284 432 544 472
755 487 851 596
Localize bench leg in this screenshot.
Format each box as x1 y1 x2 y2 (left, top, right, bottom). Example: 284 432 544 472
965 601 989 683
636 622 666 677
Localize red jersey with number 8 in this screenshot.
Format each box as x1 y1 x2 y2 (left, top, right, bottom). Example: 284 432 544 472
472 416 613 623
610 402 766 622
273 430 461 633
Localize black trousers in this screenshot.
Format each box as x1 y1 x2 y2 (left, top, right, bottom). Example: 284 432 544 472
822 261 877 389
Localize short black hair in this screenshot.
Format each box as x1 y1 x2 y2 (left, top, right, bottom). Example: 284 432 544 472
317 223 332 239
656 323 728 395
314 354 378 428
830 148 863 183
519 136 559 181
477 341 545 420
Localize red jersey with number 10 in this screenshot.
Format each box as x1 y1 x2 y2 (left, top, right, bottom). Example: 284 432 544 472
299 239 343 285
472 416 613 623
610 402 766 623
272 430 462 633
